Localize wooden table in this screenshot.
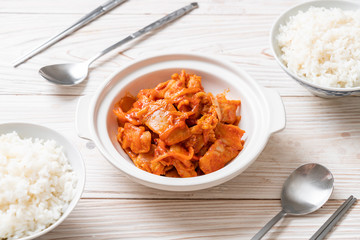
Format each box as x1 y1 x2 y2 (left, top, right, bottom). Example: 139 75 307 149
1 0 360 239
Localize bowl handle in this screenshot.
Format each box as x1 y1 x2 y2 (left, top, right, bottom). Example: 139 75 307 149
263 88 286 134
75 95 93 140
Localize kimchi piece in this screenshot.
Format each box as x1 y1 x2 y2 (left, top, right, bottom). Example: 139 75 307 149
114 70 245 177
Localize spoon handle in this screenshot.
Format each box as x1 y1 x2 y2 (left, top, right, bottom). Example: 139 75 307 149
87 2 198 64
251 209 287 240
12 0 127 67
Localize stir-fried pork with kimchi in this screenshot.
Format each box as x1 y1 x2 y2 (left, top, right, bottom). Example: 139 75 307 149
113 71 245 177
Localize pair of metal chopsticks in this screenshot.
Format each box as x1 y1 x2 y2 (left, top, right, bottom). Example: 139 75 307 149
12 0 127 67
310 195 357 240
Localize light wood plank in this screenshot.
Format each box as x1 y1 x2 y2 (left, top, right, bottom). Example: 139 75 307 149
1 13 309 96
0 95 359 199
1 0 306 15
38 199 360 240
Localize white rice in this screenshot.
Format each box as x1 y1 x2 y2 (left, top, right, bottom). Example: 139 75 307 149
277 7 360 88
0 132 77 240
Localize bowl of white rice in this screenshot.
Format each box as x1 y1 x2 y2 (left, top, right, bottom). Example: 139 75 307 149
0 122 85 240
271 0 360 97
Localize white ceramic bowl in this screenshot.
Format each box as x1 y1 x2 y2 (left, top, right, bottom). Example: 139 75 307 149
0 122 85 240
76 52 286 191
270 0 360 98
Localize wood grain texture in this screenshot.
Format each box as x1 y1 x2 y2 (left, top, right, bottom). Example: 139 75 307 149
38 199 360 240
1 10 309 96
2 0 360 239
1 0 305 15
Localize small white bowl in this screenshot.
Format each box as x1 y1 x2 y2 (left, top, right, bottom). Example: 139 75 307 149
270 0 360 98
0 122 85 240
76 52 286 191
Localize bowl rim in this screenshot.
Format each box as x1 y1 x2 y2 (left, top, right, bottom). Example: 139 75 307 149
87 51 278 190
270 0 360 92
0 122 86 240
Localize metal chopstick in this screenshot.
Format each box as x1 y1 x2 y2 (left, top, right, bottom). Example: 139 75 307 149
12 0 127 67
310 195 357 240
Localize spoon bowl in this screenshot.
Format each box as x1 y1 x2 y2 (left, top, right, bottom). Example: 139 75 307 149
252 163 334 240
39 63 89 86
282 163 334 215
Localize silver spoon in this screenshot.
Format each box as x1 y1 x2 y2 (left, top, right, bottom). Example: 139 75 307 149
39 2 198 86
251 163 334 240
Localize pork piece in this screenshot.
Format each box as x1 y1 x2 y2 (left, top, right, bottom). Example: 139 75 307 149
117 95 136 112
175 91 209 127
135 89 158 106
154 156 197 178
197 142 212 157
114 103 142 126
162 124 191 146
186 73 203 89
184 133 205 153
164 79 186 99
143 100 191 145
132 145 167 175
152 141 196 177
199 123 244 174
184 103 218 152
150 161 167 176
168 88 202 106
216 92 241 124
173 159 197 178
197 109 218 131
184 124 217 153
132 145 154 173
154 72 186 99
155 70 203 101
118 123 151 154
215 123 245 150
199 139 239 174
166 72 203 107
165 168 181 178
113 93 153 126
